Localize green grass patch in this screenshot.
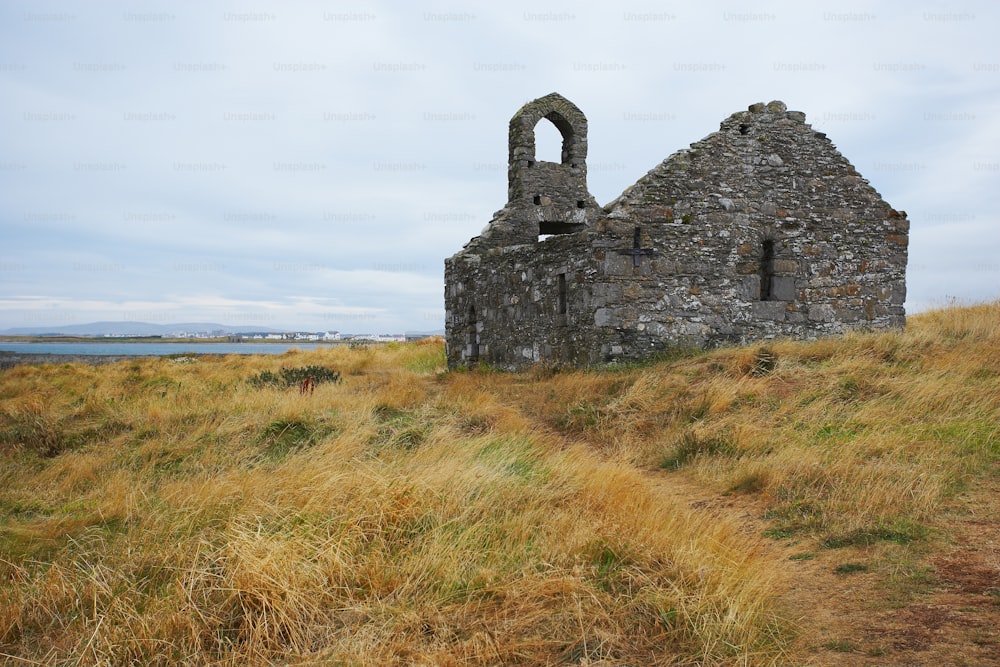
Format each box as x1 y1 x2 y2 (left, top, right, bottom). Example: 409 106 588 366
763 527 797 540
823 639 858 652
583 540 635 593
475 436 548 481
880 560 937 607
554 401 604 433
0 407 64 457
257 419 330 461
762 501 824 537
813 421 865 443
661 431 736 470
833 562 869 575
371 405 429 452
822 520 927 549
403 343 446 373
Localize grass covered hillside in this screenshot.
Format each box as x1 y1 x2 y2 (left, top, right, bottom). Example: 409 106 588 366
1 303 998 665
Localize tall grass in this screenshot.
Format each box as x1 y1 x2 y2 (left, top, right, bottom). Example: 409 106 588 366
1 303 998 664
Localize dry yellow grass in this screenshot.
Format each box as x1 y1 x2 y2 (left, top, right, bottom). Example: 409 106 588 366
1 303 998 665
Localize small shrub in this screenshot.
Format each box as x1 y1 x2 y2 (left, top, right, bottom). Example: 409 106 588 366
248 366 341 390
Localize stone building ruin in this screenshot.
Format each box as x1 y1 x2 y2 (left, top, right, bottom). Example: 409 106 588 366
444 93 908 369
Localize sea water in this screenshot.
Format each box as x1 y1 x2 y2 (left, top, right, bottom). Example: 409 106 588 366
0 341 331 356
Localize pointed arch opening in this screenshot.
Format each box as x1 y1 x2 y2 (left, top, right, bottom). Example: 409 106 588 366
533 117 564 165
532 111 576 166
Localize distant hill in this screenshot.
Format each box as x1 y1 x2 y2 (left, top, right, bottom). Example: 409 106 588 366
0 322 446 337
0 321 285 337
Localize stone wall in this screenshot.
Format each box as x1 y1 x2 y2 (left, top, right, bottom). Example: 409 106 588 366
444 98 908 370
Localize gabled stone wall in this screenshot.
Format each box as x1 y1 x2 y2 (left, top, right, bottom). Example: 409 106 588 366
445 97 908 370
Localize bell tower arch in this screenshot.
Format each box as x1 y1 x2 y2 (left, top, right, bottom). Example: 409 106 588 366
506 93 600 240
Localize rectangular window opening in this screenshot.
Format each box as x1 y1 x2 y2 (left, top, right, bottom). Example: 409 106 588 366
760 239 775 300
558 273 567 315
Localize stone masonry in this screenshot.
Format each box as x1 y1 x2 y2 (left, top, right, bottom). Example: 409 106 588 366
444 93 908 369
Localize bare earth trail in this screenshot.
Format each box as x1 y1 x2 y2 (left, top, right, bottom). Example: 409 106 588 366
644 466 1000 666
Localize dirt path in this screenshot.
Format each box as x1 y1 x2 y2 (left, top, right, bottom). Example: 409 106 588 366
491 377 999 665
645 468 1000 665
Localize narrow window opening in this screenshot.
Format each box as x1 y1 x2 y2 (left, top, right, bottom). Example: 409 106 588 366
466 305 479 362
533 117 563 163
526 160 534 168
533 195 542 205
576 200 586 209
739 123 750 135
557 273 567 315
760 239 775 300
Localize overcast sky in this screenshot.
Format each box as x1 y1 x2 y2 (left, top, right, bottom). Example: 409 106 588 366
1 1 997 333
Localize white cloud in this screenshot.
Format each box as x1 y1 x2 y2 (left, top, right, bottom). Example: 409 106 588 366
1 0 998 331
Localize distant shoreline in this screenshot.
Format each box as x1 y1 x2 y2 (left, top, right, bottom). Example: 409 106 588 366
0 337 437 368
0 351 164 368
0 338 388 369
0 335 336 344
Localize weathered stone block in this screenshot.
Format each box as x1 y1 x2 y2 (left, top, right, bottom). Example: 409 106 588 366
835 307 861 323
808 304 836 322
736 277 759 300
752 301 787 321
594 307 614 327
770 277 797 301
